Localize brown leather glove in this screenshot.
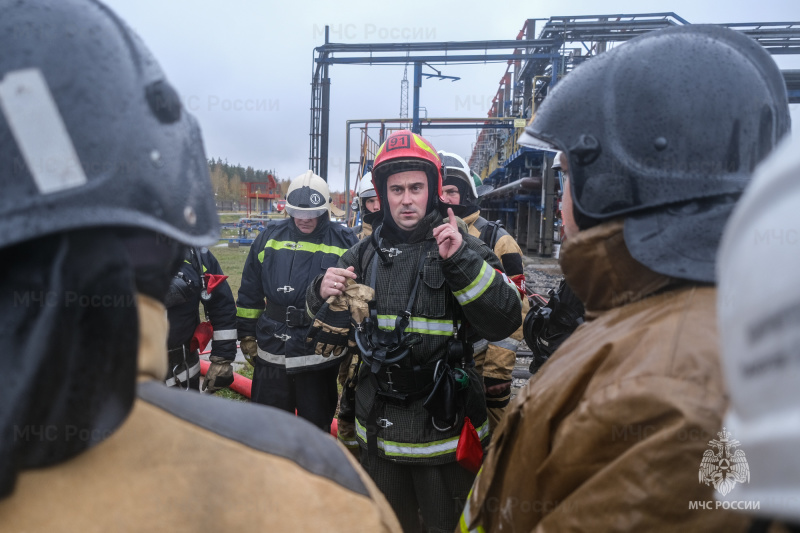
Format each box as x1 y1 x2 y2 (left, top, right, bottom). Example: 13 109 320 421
341 280 375 349
202 355 234 392
239 336 258 367
308 280 376 356
344 282 375 326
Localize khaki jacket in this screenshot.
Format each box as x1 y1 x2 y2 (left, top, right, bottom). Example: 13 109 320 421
357 220 373 240
0 295 401 532
461 221 752 532
463 211 528 380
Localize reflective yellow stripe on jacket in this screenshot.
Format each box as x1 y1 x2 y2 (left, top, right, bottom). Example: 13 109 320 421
236 307 264 318
355 418 489 459
236 307 263 319
258 239 349 263
453 262 495 306
458 501 486 533
376 315 455 336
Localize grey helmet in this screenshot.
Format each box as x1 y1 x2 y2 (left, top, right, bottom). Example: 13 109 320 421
0 0 219 251
519 25 790 283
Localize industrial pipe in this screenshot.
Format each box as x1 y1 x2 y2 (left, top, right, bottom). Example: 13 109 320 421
482 177 541 199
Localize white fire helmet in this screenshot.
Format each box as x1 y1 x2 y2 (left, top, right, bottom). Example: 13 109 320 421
285 170 330 219
439 151 478 202
552 151 563 171
357 171 377 210
716 134 800 520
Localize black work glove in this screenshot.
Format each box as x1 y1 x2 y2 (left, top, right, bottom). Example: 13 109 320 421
239 336 258 367
307 300 351 357
203 355 234 392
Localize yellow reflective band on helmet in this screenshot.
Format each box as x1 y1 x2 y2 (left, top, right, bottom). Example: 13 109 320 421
376 315 454 336
236 307 263 319
413 134 440 161
258 239 349 263
453 262 495 306
356 418 489 458
375 143 384 159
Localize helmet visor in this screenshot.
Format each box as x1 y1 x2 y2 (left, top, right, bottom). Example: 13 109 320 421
286 206 327 219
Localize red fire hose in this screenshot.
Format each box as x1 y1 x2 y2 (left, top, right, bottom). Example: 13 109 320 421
199 359 252 398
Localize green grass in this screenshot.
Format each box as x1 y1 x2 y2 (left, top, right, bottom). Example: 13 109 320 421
213 364 254 402
218 213 245 224
207 244 250 300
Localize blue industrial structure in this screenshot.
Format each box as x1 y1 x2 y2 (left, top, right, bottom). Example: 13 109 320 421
310 14 800 256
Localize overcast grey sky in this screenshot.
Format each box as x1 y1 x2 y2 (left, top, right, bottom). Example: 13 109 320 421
103 0 799 192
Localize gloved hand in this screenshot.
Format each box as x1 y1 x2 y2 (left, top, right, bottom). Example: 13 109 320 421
202 355 235 392
342 282 375 348
344 282 375 326
484 376 512 410
239 336 258 367
307 296 351 357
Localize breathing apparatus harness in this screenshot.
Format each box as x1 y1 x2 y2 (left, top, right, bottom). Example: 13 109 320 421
354 227 474 455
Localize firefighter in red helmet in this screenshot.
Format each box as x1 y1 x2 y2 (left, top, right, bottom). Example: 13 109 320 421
306 130 522 531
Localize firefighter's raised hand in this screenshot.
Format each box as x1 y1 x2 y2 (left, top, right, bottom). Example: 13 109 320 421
433 208 463 260
321 266 357 300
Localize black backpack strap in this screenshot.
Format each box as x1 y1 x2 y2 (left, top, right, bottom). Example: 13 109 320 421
476 218 503 249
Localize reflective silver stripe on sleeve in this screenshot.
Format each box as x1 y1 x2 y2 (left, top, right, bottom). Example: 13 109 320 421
164 362 201 387
257 347 285 365
212 329 238 341
488 338 519 352
0 69 88 194
472 339 489 354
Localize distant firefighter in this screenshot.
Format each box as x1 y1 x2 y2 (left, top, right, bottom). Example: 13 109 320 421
164 246 236 392
438 150 529 435
237 171 358 432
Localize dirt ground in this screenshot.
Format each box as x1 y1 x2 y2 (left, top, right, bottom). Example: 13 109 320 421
522 253 562 297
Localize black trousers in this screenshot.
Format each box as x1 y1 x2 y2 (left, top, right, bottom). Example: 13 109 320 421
361 453 476 533
165 342 200 391
251 359 339 432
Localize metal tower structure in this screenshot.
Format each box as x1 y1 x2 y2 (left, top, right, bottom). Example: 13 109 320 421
400 65 409 119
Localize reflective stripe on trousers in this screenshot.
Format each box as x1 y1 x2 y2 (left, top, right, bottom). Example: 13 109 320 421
164 361 201 387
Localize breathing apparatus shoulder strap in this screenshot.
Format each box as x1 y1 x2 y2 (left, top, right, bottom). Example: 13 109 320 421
476 219 503 250
364 237 431 349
